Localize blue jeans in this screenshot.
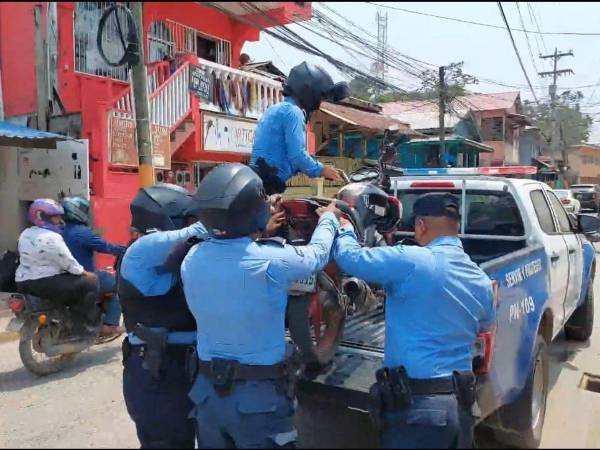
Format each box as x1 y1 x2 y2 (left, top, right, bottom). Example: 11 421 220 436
189 373 297 448
380 394 474 449
95 270 121 326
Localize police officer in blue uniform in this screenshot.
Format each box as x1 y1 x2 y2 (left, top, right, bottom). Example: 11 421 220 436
181 163 341 449
333 192 496 449
250 62 350 195
118 183 209 449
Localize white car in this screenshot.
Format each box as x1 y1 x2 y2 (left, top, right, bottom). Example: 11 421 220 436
554 189 581 214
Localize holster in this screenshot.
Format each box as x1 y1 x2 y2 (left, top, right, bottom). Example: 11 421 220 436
252 157 287 196
209 358 236 397
133 324 168 380
452 370 476 409
368 366 413 429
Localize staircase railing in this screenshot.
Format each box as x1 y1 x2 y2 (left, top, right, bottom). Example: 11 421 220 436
110 60 192 131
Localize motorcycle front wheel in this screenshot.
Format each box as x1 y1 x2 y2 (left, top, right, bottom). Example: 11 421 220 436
18 318 76 376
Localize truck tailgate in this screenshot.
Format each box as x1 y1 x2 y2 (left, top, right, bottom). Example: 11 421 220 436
298 308 385 408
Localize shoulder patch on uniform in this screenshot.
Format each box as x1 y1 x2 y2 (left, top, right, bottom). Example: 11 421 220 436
256 236 287 246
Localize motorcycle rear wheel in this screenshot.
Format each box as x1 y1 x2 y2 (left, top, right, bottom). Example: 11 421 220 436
19 318 76 376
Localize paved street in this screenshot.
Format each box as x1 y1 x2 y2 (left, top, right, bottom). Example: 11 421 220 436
1 268 600 448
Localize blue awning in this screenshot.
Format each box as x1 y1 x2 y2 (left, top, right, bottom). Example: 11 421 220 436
0 121 74 149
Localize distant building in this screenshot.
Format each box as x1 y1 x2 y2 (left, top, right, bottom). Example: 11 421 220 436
382 92 530 167
568 144 600 185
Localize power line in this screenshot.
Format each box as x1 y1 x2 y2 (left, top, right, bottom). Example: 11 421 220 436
515 2 539 75
263 33 288 69
366 2 600 36
497 2 539 103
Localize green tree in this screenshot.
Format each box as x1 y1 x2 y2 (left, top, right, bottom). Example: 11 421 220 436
349 62 477 104
523 90 593 146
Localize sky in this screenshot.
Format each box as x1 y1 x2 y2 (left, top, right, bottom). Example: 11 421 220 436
242 2 600 142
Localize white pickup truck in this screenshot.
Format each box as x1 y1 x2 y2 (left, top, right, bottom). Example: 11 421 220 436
296 172 600 448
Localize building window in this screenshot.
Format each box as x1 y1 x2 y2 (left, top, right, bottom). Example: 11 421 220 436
74 2 130 81
197 32 231 66
148 21 174 63
481 117 504 141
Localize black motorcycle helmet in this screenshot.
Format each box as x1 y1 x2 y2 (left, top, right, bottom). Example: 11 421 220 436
284 62 351 115
336 183 402 233
187 163 270 239
130 183 194 234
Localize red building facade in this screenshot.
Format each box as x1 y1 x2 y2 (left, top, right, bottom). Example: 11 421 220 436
0 2 311 264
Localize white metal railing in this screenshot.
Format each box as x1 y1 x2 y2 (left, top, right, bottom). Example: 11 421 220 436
150 63 191 128
197 57 283 120
111 61 192 130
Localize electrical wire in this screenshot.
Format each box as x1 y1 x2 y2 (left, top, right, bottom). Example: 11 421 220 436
497 2 539 103
515 2 539 75
366 2 600 36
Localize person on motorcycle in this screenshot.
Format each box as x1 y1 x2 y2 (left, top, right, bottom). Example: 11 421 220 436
61 197 126 339
250 61 351 195
118 183 210 449
15 199 99 334
181 163 341 448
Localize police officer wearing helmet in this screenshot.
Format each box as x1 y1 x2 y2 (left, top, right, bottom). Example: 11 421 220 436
181 163 341 449
118 183 210 449
333 192 496 449
250 61 351 195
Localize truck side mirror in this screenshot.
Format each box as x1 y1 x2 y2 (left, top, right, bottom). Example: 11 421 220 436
578 214 600 242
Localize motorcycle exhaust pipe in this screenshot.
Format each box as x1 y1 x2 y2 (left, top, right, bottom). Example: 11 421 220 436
42 339 94 357
342 277 377 313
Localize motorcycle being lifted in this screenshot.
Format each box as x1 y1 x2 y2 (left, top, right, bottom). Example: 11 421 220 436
4 260 120 376
281 127 404 371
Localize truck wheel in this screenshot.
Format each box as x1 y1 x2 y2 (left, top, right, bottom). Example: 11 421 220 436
565 278 594 341
493 334 549 448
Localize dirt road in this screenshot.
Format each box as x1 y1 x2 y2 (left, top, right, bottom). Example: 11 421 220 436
2 271 600 448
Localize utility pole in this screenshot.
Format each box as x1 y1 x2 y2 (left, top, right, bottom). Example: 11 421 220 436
130 2 154 187
539 48 574 187
438 65 446 164
373 9 388 98
34 5 48 131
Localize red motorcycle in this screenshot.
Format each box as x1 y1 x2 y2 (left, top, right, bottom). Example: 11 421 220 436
281 129 404 368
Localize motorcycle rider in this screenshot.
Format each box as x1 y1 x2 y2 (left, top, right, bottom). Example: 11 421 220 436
118 183 209 449
61 197 126 338
15 199 99 334
181 163 341 448
250 61 350 195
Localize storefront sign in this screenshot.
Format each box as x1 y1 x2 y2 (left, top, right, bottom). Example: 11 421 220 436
151 124 171 169
203 112 256 154
189 64 211 101
109 115 137 166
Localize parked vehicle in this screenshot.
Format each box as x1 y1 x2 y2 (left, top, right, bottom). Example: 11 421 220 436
280 128 403 366
554 189 581 214
570 184 600 213
4 265 119 376
295 168 600 448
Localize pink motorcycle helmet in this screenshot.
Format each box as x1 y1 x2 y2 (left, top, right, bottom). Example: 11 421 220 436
28 198 65 233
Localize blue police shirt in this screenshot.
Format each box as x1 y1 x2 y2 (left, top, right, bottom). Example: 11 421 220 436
334 228 495 379
181 212 339 366
62 223 125 272
120 222 209 297
250 97 323 183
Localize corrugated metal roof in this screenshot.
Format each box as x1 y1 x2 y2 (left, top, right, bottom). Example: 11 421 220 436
0 121 73 149
381 92 522 131
319 101 423 137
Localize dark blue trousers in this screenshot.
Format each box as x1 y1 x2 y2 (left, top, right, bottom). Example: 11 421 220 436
380 394 474 449
122 343 196 449
188 373 297 449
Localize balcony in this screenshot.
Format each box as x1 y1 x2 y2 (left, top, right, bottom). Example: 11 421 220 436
196 57 284 120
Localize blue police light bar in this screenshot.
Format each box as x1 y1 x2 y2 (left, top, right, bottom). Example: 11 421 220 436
400 166 537 176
